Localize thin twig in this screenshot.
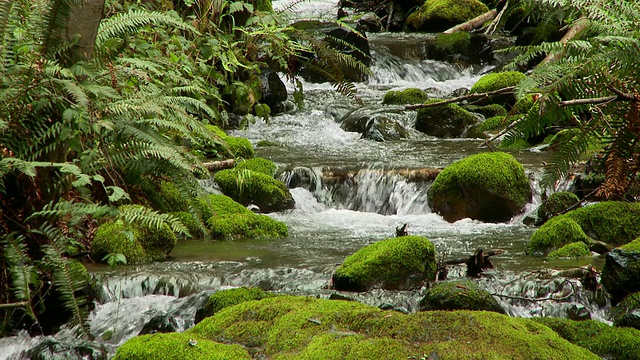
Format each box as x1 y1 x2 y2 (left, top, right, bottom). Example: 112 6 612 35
0 301 28 309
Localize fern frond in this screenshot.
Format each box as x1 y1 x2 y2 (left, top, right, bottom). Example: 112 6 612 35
119 204 187 235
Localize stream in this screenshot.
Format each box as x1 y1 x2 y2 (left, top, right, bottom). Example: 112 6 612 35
0 2 609 359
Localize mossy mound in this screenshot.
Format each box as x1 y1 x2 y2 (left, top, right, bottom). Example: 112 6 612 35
382 88 428 105
196 288 274 323
206 125 255 159
611 292 640 330
197 193 251 221
170 211 206 239
512 94 535 114
187 295 598 359
534 317 640 360
529 217 592 254
91 220 148 264
470 71 525 106
159 181 189 212
428 152 532 223
432 31 470 57
113 332 250 360
415 100 479 137
469 104 508 118
332 236 436 291
406 0 489 32
548 241 591 259
478 115 506 132
136 222 177 261
236 157 277 176
207 213 288 239
537 191 580 224
498 137 531 150
419 280 504 313
547 128 579 150
602 246 640 305
214 169 295 213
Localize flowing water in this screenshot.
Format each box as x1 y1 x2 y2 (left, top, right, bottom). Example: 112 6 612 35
1 3 610 359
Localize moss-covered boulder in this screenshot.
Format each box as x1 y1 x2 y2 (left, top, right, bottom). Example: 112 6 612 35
478 115 506 132
428 152 532 223
382 88 428 105
415 100 479 137
532 202 640 251
207 213 288 239
528 217 592 254
205 125 255 159
602 242 640 305
466 104 508 118
340 107 411 141
419 280 504 313
196 287 274 324
159 181 189 212
332 235 436 291
534 317 640 360
406 0 489 33
426 32 494 64
536 191 581 224
611 292 640 330
184 295 598 359
91 220 148 264
136 222 177 261
469 71 525 106
235 157 277 176
113 332 251 360
214 169 294 213
197 193 250 221
548 241 591 259
170 211 206 239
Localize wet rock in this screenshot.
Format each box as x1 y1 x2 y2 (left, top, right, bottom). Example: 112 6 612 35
357 12 383 32
419 280 505 313
425 32 493 65
612 292 640 330
328 293 356 301
415 100 479 138
378 303 410 314
271 100 295 115
214 169 295 213
260 70 287 109
139 312 180 335
536 191 581 225
469 71 525 107
25 337 107 360
428 152 532 223
332 235 436 292
567 304 591 321
340 107 410 141
602 245 640 305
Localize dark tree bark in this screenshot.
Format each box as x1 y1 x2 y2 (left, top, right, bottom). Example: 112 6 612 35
61 0 105 65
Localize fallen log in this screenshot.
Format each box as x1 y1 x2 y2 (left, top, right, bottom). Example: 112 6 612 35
444 9 497 34
321 167 442 184
405 86 515 110
202 159 235 171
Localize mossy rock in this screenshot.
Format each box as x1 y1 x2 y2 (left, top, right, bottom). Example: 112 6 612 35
419 280 504 313
415 100 479 137
528 217 592 254
91 220 148 264
159 181 189 212
382 88 428 105
170 211 206 239
602 246 640 305
469 71 525 106
536 191 580 224
547 128 579 150
478 115 506 132
214 169 295 213
498 137 531 150
611 292 640 330
113 332 251 360
136 222 177 261
560 201 640 246
236 157 277 176
406 0 489 32
332 235 436 292
187 295 598 359
534 317 640 360
207 213 288 240
548 241 591 259
467 104 508 118
512 94 535 114
196 287 274 323
204 125 255 159
432 31 470 56
428 152 532 223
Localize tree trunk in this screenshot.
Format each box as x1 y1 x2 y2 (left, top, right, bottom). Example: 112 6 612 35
61 0 105 65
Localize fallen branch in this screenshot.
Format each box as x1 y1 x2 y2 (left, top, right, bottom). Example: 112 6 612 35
0 301 28 309
405 86 515 111
484 0 508 35
444 9 497 34
202 159 235 171
540 17 589 66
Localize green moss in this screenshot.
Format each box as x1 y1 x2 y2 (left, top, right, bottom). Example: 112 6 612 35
91 220 148 264
236 157 277 176
256 140 279 147
113 332 251 360
548 128 579 149
136 222 177 261
214 169 294 212
427 152 532 222
204 125 255 159
612 292 640 329
189 295 598 359
498 137 530 150
419 280 504 313
415 99 479 137
529 216 592 254
512 94 535 114
563 201 640 246
473 104 508 118
170 211 206 239
406 0 489 32
478 115 506 132
159 181 189 212
207 213 288 239
471 72 526 94
200 288 274 320
620 238 640 252
382 88 428 105
332 236 436 291
252 0 273 13
534 317 640 360
197 193 252 221
548 241 591 258
433 31 471 54
537 191 580 223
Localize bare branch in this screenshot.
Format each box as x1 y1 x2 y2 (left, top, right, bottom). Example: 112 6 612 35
405 86 515 111
0 301 28 309
559 96 618 107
